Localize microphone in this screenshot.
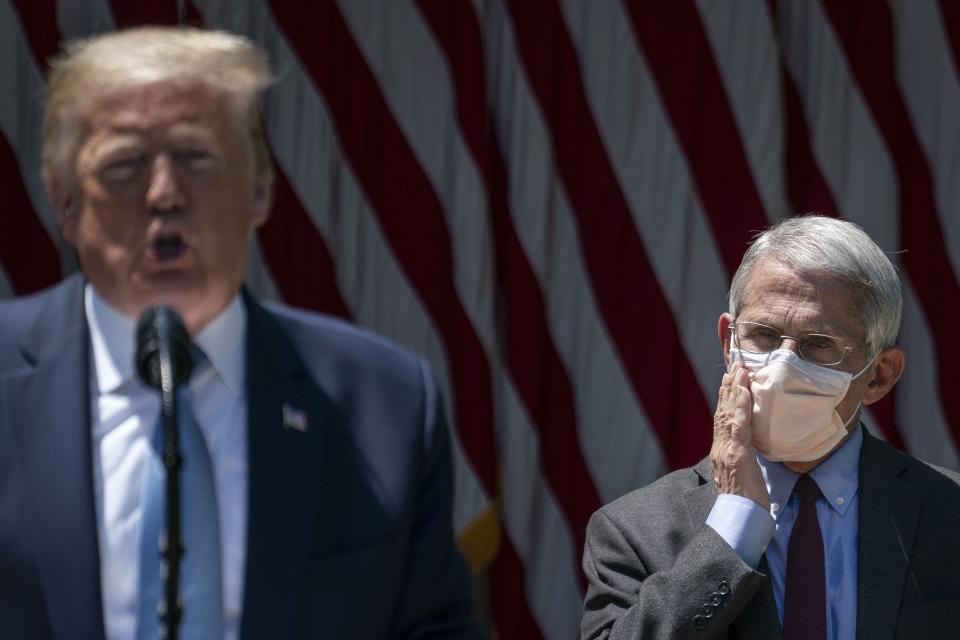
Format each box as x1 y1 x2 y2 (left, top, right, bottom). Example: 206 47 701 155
136 306 193 390
134 305 193 640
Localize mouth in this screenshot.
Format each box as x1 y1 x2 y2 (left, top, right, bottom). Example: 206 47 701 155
148 231 187 263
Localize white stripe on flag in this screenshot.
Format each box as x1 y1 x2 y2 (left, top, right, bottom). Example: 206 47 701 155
897 281 960 468
695 0 790 222
341 4 591 631
55 0 116 38
559 0 730 403
890 0 960 279
488 0 667 505
194 0 494 534
496 380 586 637
0 1 61 245
778 1 900 250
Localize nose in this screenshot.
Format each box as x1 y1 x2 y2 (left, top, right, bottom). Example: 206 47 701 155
145 154 184 213
778 336 801 354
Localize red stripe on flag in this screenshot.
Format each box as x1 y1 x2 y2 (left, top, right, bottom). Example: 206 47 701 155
417 0 601 589
779 73 839 215
938 0 960 82
185 0 203 25
266 0 499 494
257 165 351 319
622 0 770 273
9 0 60 66
107 1 179 27
0 132 61 293
821 0 960 449
768 0 906 450
504 0 713 468
491 540 546 640
266 7 538 632
781 71 906 448
107 0 203 27
866 394 905 450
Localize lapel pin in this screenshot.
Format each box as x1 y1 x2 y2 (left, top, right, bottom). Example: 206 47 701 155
282 403 308 433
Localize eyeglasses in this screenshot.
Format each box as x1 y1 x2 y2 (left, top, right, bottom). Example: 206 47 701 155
730 321 855 366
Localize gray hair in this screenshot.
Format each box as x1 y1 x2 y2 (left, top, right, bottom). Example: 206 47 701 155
43 26 274 186
728 215 902 354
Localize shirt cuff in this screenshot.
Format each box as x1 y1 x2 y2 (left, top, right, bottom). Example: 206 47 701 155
705 494 775 569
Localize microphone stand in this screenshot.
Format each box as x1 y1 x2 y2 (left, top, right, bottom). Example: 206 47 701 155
157 335 183 640
137 306 193 640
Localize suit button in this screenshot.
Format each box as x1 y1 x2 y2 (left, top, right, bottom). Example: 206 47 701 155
692 615 707 629
708 592 722 606
718 580 731 595
700 604 715 617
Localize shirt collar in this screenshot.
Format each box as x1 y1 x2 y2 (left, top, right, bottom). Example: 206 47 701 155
85 284 246 397
758 425 862 519
193 295 245 397
86 285 137 394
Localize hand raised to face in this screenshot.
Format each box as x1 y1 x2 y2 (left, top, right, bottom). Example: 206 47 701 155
709 361 770 511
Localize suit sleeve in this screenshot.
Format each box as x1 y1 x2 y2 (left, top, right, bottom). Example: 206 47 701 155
390 361 485 640
580 507 769 639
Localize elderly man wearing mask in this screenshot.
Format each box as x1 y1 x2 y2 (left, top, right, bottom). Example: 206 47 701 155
0 26 481 640
580 215 960 640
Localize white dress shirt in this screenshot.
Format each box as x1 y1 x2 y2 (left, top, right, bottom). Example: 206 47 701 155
86 286 248 640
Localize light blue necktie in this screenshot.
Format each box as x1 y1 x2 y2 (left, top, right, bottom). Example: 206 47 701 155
137 353 224 640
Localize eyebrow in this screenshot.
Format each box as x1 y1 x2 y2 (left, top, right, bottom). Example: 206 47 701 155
88 136 147 160
91 128 221 159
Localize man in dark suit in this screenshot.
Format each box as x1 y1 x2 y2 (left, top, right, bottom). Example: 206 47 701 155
0 26 480 639
580 216 960 640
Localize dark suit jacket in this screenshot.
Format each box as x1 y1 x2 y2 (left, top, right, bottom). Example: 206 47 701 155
581 428 960 640
0 274 482 639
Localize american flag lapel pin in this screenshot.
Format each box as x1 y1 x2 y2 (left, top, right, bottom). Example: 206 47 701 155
282 403 308 433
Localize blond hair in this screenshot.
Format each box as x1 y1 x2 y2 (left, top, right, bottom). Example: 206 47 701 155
43 26 274 186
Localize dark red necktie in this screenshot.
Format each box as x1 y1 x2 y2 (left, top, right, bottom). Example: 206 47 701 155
783 473 826 640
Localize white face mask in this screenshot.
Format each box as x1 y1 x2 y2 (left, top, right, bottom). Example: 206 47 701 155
730 348 875 462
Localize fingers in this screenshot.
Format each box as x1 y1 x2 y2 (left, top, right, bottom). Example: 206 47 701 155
717 362 741 403
732 371 752 429
729 393 752 446
711 362 768 508
732 364 750 390
717 363 746 408
714 362 752 441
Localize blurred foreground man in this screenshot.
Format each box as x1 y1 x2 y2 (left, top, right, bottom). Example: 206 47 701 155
0 27 480 639
580 216 960 640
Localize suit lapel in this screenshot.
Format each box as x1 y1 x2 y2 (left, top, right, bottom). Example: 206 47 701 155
239 295 333 640
687 459 782 640
0 276 105 639
856 430 920 640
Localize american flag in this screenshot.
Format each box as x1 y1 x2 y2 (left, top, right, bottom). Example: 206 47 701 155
3 1 959 637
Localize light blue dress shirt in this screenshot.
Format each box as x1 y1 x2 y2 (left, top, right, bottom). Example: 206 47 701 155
706 426 862 640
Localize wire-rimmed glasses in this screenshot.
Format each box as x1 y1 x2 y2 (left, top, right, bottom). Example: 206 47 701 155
730 321 855 366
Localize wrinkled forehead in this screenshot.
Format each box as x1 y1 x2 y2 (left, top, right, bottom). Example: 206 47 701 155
68 80 257 180
739 258 866 339
81 80 235 134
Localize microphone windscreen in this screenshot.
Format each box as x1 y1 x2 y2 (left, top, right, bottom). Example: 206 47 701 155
135 306 193 390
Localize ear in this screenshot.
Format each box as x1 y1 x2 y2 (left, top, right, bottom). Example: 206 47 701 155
250 172 274 229
861 345 905 406
45 174 79 246
718 313 734 367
